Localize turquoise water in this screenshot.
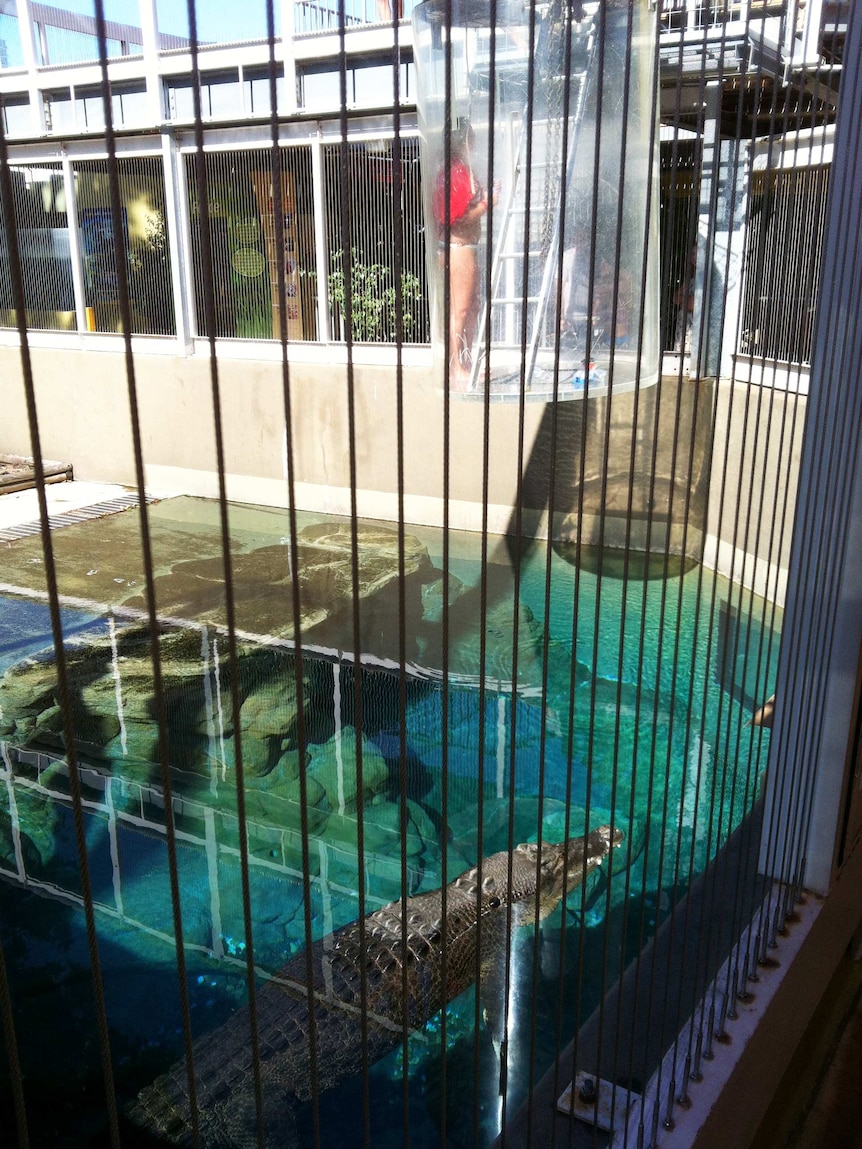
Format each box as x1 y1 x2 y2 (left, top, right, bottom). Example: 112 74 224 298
0 507 779 1148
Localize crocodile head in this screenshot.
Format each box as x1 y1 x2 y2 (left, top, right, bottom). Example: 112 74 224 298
529 824 623 919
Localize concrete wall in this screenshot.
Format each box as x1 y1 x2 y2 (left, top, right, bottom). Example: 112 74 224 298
703 378 806 605
0 345 801 600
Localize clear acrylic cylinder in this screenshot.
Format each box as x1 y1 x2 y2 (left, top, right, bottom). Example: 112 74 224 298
412 0 659 399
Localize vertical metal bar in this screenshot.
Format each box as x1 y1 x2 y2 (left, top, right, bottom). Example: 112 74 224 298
438 4 455 1143
184 0 267 1140
470 18 495 1142
0 934 30 1149
310 130 331 342
161 131 191 348
704 998 716 1059
174 145 199 341
726 968 739 1020
0 113 122 1149
663 1075 676 1130
332 2 368 1144
61 151 87 333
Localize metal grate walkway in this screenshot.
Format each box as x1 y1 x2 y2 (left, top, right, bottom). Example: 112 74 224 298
0 493 159 543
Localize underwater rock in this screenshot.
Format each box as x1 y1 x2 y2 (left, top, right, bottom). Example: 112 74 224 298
33 703 64 738
121 547 318 638
0 622 340 854
306 726 390 814
238 682 301 744
417 584 591 700
297 522 433 601
310 797 438 901
0 657 59 733
210 732 275 779
241 767 328 835
365 796 436 859
120 523 434 645
420 572 469 624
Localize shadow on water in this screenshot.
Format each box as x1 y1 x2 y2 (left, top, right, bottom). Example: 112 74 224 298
0 878 245 1148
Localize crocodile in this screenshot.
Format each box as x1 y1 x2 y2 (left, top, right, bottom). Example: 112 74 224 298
129 825 622 1148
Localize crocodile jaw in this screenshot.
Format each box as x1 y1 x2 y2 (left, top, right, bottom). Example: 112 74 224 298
535 824 624 917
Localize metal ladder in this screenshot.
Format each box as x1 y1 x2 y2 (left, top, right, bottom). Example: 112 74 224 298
469 15 596 392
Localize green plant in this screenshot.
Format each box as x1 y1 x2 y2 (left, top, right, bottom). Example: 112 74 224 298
328 247 422 343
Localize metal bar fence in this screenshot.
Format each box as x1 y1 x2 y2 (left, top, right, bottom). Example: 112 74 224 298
0 3 858 1149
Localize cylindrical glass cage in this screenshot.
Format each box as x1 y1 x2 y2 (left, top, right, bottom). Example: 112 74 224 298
412 0 659 399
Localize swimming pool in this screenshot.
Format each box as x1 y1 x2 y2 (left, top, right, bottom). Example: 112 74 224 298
0 497 778 1147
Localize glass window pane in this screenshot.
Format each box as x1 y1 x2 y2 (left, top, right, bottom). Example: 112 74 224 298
2 97 32 137
207 76 240 120
353 63 397 108
42 24 122 66
244 73 285 117
301 68 345 111
167 80 195 122
156 0 277 47
74 156 176 336
113 86 148 127
0 11 25 68
34 0 141 65
81 93 106 131
186 147 318 341
0 164 76 331
322 138 428 343
45 91 76 134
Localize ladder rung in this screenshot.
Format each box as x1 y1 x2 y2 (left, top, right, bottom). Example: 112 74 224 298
499 250 542 259
492 296 541 305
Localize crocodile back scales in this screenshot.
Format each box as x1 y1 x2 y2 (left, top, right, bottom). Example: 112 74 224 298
128 827 619 1146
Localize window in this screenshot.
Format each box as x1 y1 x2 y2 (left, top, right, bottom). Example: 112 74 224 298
0 164 75 330
301 56 414 111
78 91 106 132
243 69 286 117
0 10 24 68
1 94 31 138
112 84 148 127
44 89 75 134
74 155 176 336
166 72 241 122
186 146 318 341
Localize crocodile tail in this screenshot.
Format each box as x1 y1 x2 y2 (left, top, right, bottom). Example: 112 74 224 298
127 1070 303 1149
126 1077 198 1147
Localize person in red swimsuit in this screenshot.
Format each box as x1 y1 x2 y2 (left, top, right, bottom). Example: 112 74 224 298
434 121 498 390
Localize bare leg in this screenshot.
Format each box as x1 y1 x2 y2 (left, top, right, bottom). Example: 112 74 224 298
447 244 479 390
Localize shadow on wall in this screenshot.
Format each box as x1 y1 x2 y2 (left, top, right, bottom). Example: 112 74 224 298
510 374 715 565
